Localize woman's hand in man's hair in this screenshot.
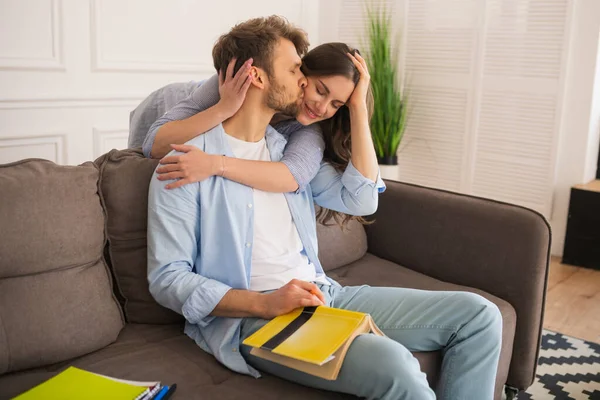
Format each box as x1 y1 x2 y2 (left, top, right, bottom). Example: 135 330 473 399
346 52 371 110
217 57 254 119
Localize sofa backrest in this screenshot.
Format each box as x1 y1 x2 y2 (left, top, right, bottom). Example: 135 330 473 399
316 217 367 271
96 149 183 324
0 159 125 375
96 150 367 324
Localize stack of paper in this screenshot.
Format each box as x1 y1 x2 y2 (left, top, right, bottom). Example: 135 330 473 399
14 366 162 400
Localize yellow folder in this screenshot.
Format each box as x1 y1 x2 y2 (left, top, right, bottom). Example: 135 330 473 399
13 367 151 400
243 306 384 380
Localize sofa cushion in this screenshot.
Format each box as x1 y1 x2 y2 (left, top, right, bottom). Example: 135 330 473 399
0 159 125 375
96 149 184 325
316 217 367 272
0 324 438 399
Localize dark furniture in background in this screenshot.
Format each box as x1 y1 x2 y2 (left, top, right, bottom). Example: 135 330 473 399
562 180 600 270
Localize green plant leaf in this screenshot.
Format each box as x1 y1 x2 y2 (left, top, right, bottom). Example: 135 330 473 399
364 3 408 159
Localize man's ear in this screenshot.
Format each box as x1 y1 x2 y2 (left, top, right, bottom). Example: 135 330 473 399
250 66 266 89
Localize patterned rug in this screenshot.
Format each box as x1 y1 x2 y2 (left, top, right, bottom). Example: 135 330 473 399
518 330 600 399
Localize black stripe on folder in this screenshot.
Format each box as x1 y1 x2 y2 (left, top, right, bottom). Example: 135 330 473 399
261 306 318 351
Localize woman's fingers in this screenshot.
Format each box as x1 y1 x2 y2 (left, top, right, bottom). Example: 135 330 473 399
159 155 179 165
165 179 190 190
348 52 369 76
234 58 253 90
170 144 195 153
156 171 185 181
225 58 237 80
218 69 224 87
347 53 363 71
240 73 252 94
354 52 367 66
348 53 367 70
156 164 179 174
357 54 370 76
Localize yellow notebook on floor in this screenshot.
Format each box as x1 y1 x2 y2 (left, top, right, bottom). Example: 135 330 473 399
242 306 384 380
13 366 159 400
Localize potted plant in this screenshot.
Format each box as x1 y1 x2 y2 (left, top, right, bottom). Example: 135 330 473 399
365 5 408 180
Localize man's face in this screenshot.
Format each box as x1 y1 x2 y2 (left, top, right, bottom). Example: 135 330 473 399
264 38 306 116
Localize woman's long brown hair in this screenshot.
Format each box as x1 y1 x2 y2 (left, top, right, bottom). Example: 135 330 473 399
301 43 375 227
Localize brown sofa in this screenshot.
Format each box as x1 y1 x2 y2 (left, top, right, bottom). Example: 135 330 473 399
0 149 551 400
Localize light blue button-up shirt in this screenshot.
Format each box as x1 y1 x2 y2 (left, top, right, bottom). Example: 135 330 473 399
147 123 385 377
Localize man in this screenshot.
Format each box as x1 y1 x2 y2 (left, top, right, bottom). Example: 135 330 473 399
148 16 502 400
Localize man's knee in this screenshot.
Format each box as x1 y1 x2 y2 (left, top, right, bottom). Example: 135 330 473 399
458 292 503 339
346 335 435 400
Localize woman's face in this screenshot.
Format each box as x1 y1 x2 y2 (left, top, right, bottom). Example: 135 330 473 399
295 75 355 125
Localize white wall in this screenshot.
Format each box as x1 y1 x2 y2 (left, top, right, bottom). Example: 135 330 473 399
0 0 319 166
587 35 600 181
551 0 600 255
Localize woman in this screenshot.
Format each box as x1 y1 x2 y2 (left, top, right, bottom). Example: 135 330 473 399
143 42 383 225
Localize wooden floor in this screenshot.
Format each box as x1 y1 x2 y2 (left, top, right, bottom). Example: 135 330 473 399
543 256 600 343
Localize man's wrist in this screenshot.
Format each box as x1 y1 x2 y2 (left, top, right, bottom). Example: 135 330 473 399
250 292 268 319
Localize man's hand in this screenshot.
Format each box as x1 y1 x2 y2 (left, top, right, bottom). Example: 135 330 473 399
157 144 221 189
257 279 326 319
217 58 253 119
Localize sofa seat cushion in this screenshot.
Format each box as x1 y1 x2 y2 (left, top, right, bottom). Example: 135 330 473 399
1 324 361 400
0 323 444 400
327 253 517 317
0 159 124 375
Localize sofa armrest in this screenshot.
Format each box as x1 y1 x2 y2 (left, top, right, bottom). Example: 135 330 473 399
366 180 551 390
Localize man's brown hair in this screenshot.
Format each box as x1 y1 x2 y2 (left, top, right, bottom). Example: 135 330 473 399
212 15 309 79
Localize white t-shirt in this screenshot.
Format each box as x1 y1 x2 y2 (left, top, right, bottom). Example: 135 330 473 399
225 133 329 291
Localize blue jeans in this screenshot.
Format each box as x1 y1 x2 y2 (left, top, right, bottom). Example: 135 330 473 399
240 284 503 400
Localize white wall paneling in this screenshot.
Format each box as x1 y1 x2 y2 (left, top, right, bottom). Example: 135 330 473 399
89 0 213 73
401 0 481 194
93 128 128 158
0 0 64 70
0 135 65 164
470 0 571 219
90 0 317 73
0 0 319 167
397 85 469 192
0 97 141 110
301 0 321 47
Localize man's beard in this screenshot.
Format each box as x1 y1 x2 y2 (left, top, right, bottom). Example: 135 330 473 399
265 78 301 117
